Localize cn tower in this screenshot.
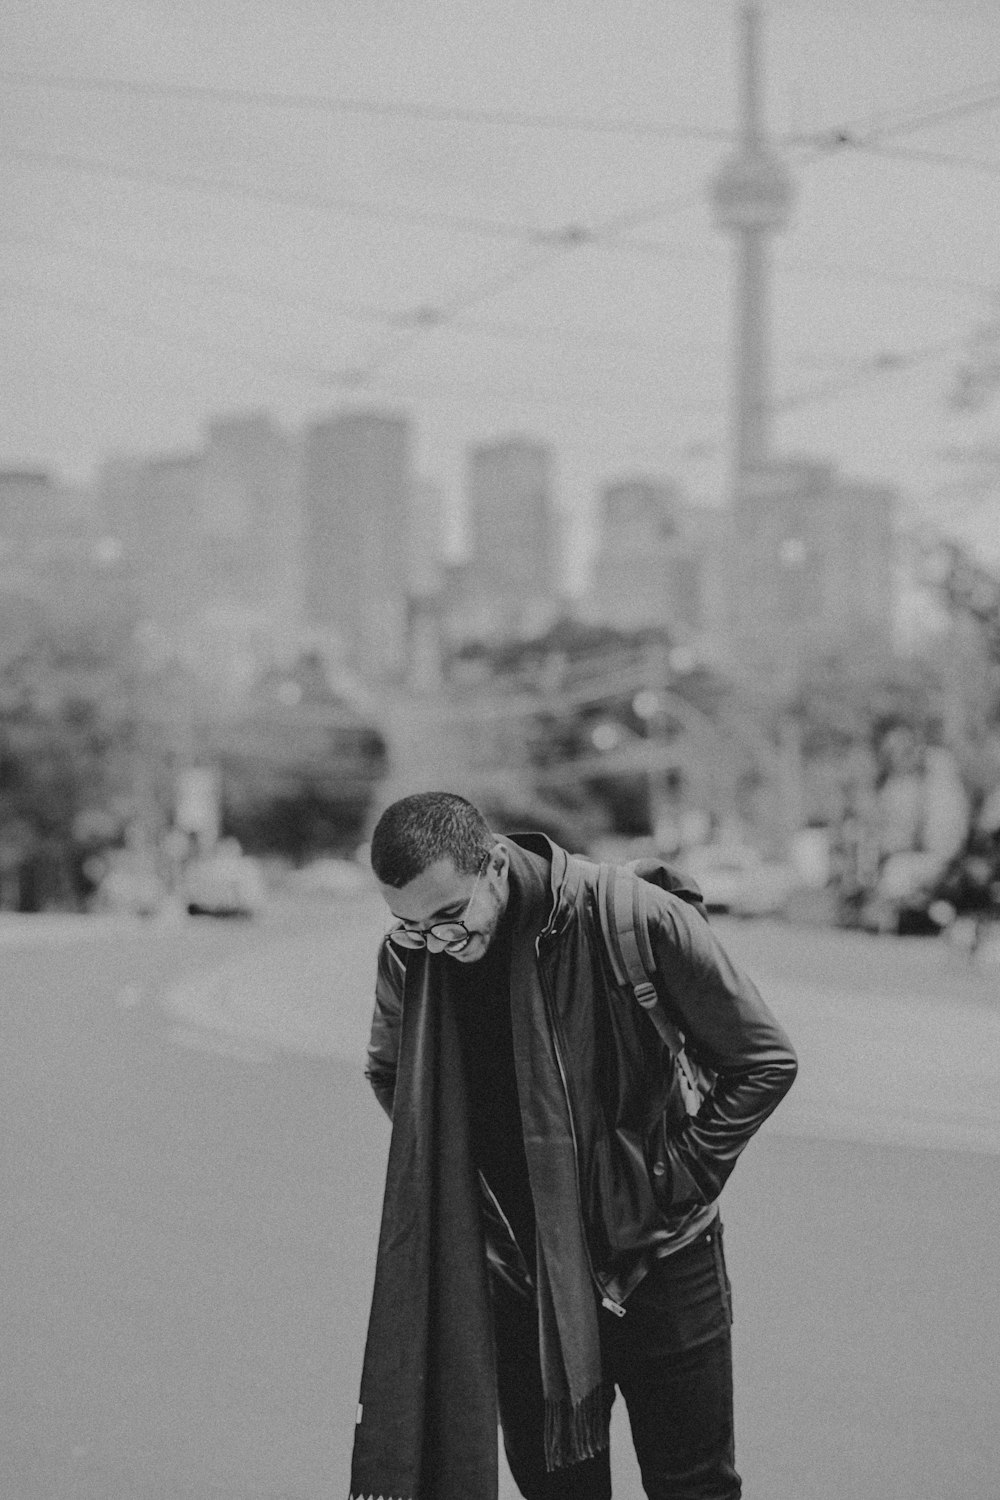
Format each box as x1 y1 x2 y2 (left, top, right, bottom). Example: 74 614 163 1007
710 3 803 842
710 1 795 489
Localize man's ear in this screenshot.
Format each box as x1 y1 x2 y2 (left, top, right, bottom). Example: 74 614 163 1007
491 842 510 880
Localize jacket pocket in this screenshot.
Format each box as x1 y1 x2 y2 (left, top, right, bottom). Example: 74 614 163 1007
647 1118 709 1213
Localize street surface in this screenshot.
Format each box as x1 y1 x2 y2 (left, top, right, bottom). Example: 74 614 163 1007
2 891 999 1498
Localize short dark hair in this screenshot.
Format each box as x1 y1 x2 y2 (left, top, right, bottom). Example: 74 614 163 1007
370 791 495 888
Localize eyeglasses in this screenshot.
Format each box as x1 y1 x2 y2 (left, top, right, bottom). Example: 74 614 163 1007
389 855 490 953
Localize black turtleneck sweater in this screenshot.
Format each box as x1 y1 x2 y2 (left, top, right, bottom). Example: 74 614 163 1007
451 856 547 1269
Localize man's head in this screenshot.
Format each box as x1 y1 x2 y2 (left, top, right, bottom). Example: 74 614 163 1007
370 791 509 963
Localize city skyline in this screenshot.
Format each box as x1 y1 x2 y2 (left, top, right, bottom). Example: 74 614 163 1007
24 392 897 669
3 0 1000 592
0 389 914 677
9 397 727 596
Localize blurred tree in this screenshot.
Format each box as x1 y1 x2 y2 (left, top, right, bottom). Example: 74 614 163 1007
933 542 1000 666
0 604 144 908
209 648 389 859
446 617 730 839
790 652 944 760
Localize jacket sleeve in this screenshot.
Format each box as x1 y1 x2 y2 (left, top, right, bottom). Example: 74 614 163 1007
645 888 798 1209
364 937 406 1120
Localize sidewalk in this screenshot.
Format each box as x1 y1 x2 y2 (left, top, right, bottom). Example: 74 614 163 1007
12 896 994 1156
0 912 144 947
156 895 389 1063
3 896 997 1498
145 896 1000 1158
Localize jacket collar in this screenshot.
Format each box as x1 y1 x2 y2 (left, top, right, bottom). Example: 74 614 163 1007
503 831 591 941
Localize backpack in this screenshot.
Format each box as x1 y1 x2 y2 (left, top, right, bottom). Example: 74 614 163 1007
595 859 716 1118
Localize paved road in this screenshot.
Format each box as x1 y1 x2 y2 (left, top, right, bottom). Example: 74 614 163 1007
2 897 999 1497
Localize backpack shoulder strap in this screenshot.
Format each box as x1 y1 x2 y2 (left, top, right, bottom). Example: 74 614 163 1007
597 863 685 1058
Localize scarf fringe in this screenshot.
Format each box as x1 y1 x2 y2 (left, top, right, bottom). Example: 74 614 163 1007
543 1383 612 1472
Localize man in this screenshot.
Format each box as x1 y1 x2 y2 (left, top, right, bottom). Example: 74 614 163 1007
350 792 797 1500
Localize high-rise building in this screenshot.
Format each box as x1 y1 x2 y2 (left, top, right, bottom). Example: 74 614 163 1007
0 469 63 545
404 479 447 692
97 413 302 660
200 412 302 649
302 408 411 679
459 436 559 642
0 468 114 633
582 477 706 637
729 457 896 689
98 451 204 630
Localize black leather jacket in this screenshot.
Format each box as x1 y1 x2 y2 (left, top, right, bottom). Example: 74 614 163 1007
365 834 798 1306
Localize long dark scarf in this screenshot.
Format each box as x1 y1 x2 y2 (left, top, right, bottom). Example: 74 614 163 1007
506 874 610 1471
350 844 609 1497
349 947 498 1500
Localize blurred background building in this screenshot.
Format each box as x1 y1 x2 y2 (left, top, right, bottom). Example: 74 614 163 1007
0 468 110 631
446 436 561 644
581 477 708 640
199 412 303 653
726 457 897 693
302 408 411 680
2 0 999 917
98 412 301 662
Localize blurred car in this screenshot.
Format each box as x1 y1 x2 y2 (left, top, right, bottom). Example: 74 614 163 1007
677 843 795 917
94 851 167 917
182 840 267 918
292 856 372 897
857 850 950 936
861 832 1000 939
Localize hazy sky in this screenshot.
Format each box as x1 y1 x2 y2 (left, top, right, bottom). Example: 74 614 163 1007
4 0 1000 585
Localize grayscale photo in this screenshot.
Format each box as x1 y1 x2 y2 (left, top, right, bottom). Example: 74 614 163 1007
2 2 999 1496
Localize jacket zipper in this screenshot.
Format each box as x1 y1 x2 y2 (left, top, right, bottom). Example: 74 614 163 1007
535 930 626 1318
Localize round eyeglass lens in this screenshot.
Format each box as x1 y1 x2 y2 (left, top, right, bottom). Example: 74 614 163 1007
389 926 425 948
390 920 471 949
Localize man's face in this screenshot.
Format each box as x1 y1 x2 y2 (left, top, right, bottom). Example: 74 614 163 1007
377 850 508 963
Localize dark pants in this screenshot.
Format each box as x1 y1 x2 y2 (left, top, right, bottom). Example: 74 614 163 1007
493 1220 740 1500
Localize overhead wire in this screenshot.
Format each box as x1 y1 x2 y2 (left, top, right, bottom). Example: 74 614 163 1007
615 86 1000 259
773 338 963 414
612 236 995 302
0 61 757 380
0 230 649 351
6 64 1000 459
788 81 1000 178
13 190 981 376
775 257 993 300
376 79 1000 368
338 184 712 376
5 65 1000 146
0 275 365 384
8 69 997 316
18 222 971 388
347 74 1000 375
2 146 540 240
791 77 1000 147
1 270 959 436
0 276 726 417
1 226 979 448
0 67 739 142
0 229 391 322
852 143 1000 178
